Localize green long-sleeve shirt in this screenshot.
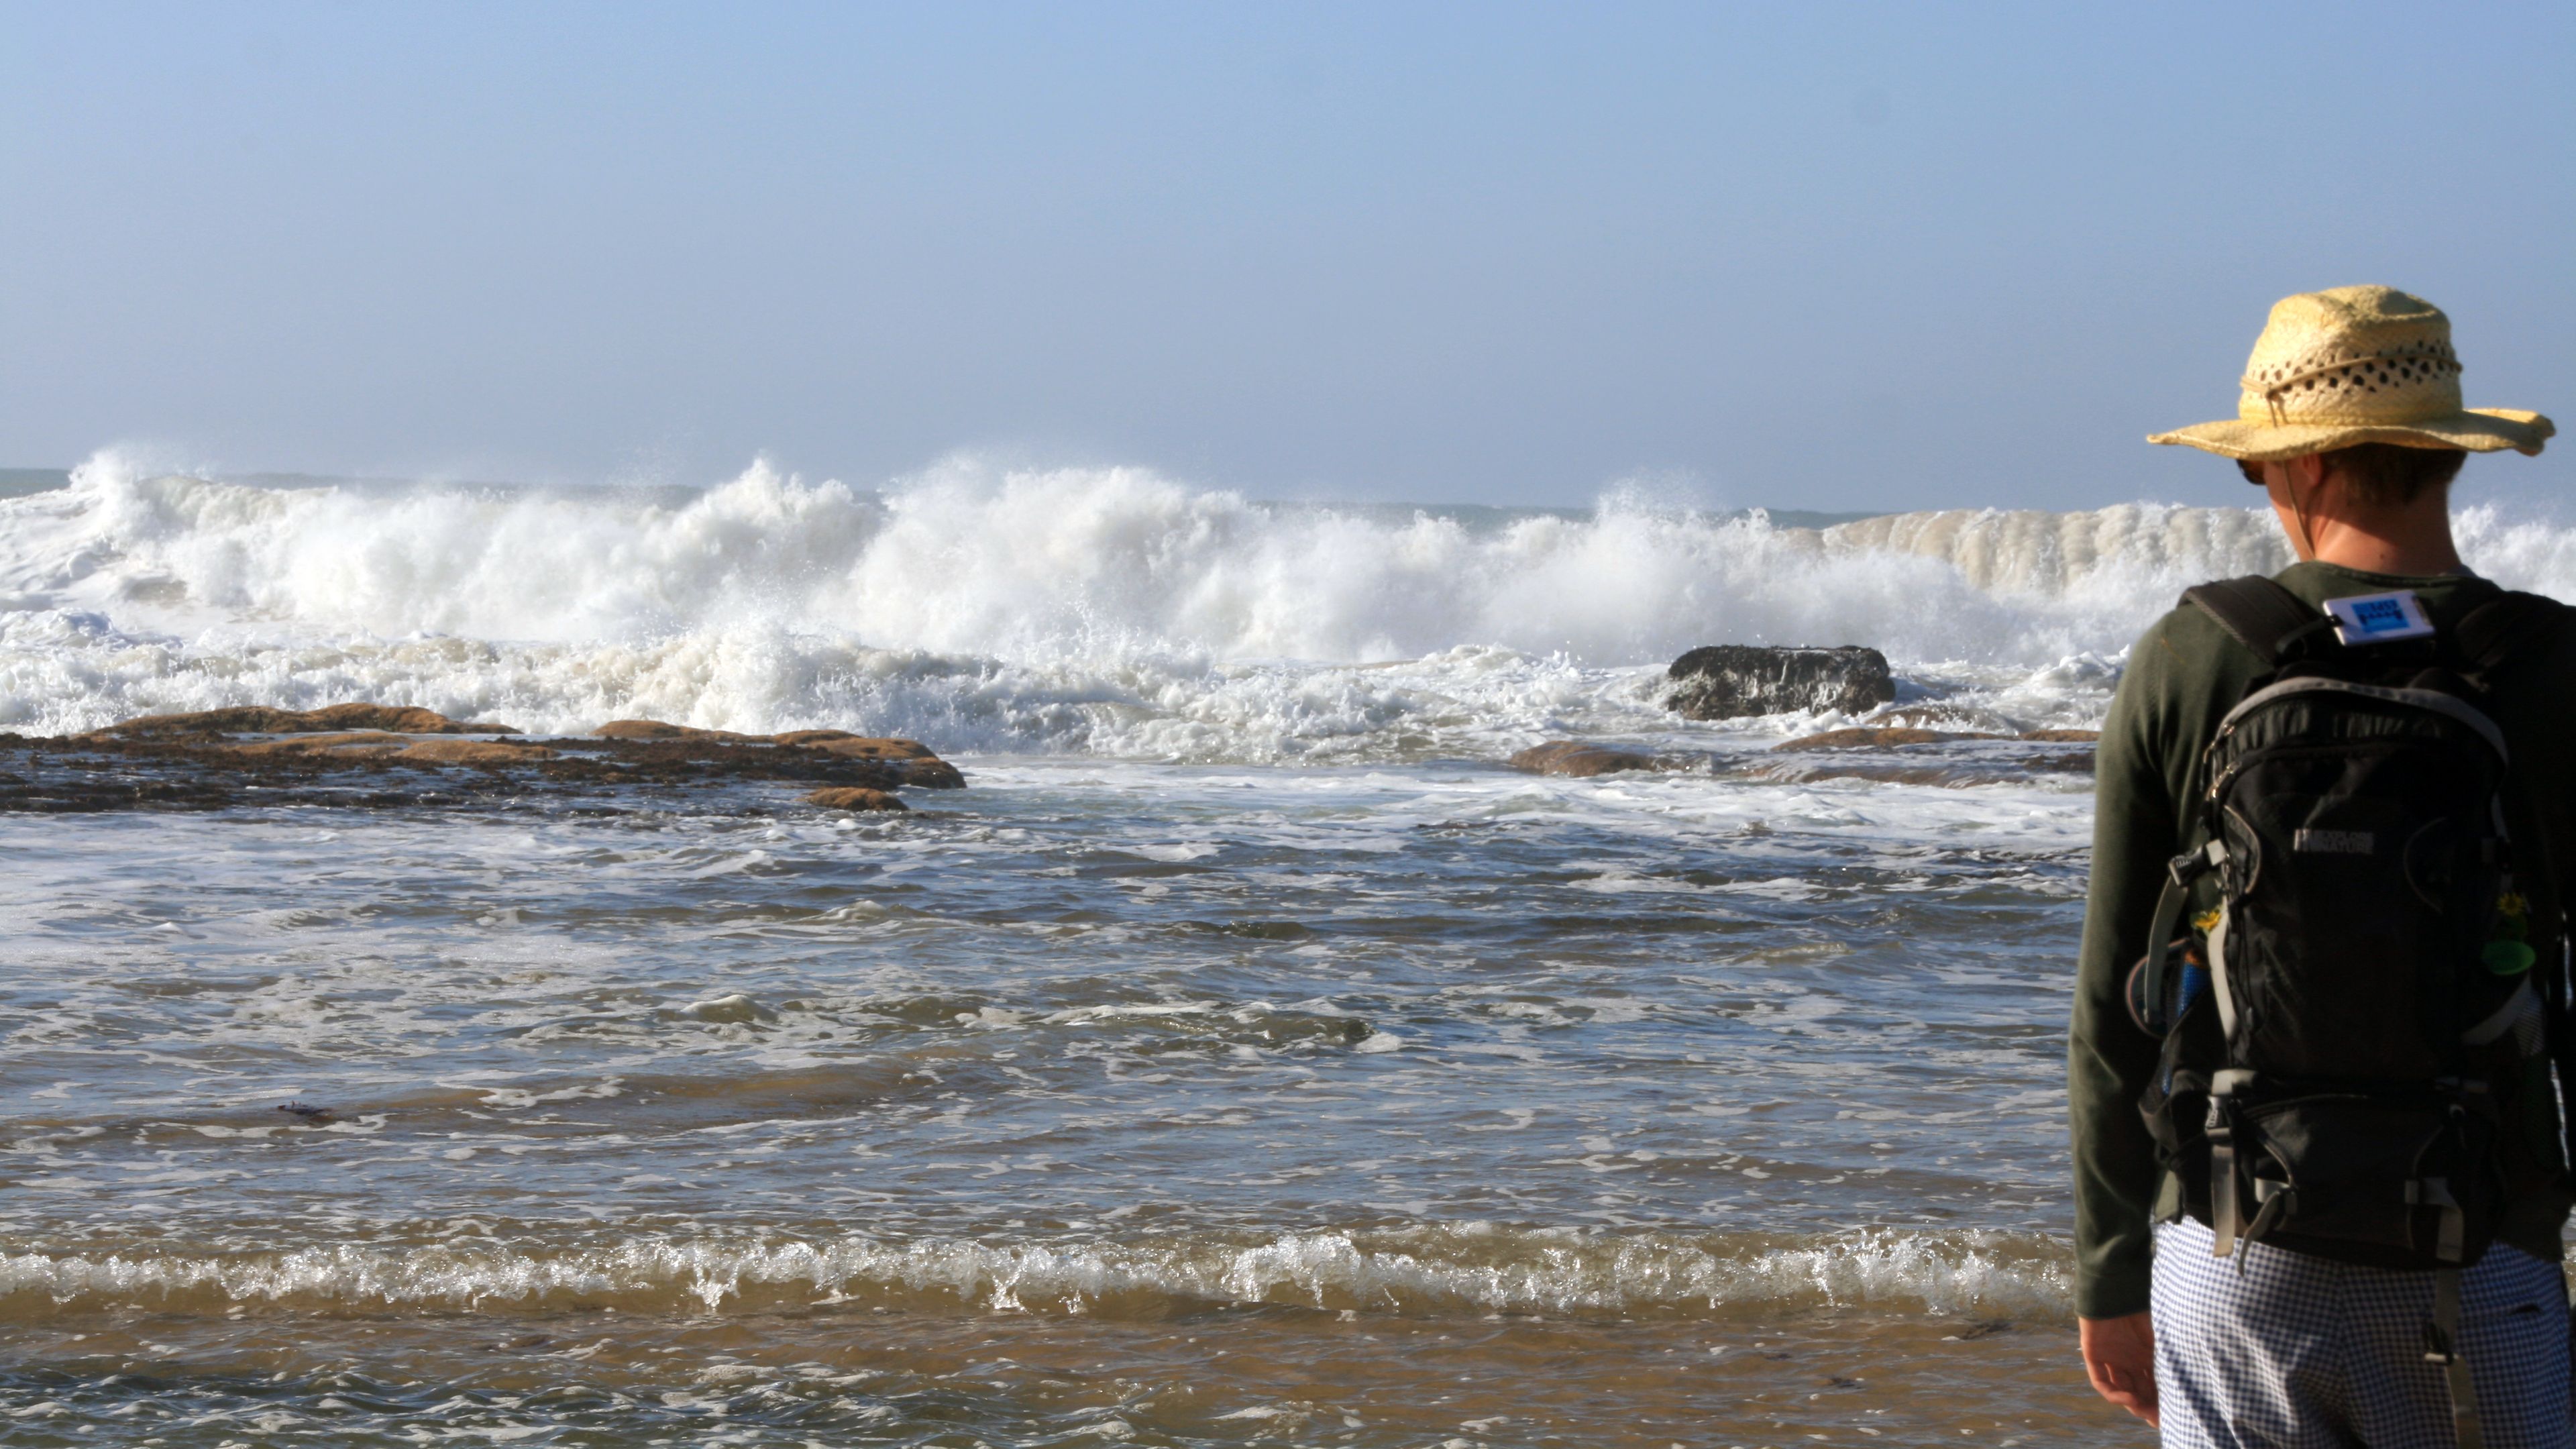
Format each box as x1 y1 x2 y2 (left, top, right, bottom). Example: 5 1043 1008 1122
2068 561 2576 1320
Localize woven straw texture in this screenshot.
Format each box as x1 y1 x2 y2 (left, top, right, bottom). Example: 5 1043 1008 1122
2151 286 2553 462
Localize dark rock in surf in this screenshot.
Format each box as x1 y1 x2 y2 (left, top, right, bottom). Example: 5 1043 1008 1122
803 737 967 789
1665 645 1895 721
1507 741 1666 777
0 704 962 814
596 720 967 788
1751 724 2098 786
396 739 560 765
95 704 519 737
226 733 561 765
593 718 755 743
806 786 910 812
1871 704 2018 733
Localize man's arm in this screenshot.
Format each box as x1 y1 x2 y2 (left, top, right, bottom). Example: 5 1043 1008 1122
2068 623 2184 1318
2080 1311 2159 1429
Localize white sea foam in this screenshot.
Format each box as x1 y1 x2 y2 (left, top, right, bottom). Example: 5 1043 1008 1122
0 1225 2070 1322
4 449 2569 755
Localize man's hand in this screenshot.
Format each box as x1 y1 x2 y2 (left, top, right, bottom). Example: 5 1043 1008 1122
2079 1311 2159 1428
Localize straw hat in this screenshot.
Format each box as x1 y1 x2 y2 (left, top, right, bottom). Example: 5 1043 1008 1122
2149 285 2553 462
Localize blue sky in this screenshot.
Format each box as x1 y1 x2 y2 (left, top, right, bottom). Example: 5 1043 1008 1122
4 1 2569 510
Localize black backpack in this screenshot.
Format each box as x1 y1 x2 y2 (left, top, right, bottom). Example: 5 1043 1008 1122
2129 574 2569 1446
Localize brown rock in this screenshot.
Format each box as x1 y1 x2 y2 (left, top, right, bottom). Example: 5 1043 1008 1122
805 786 910 812
1870 704 2019 733
802 737 965 788
104 706 310 737
397 739 558 765
5 724 923 814
593 719 753 742
2019 728 2102 743
1508 741 1664 777
228 733 556 765
541 737 913 790
101 704 515 737
801 735 939 761
1772 727 2010 751
896 759 967 790
311 704 516 734
229 731 413 757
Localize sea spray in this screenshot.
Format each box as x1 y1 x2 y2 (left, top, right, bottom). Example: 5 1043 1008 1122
6 449 2569 751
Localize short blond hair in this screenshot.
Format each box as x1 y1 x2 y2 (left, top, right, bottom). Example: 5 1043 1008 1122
2324 443 2466 507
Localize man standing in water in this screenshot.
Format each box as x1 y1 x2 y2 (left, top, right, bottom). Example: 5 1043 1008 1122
2070 286 2573 1444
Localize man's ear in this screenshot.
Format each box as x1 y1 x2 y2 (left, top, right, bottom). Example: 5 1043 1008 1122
2290 453 2333 494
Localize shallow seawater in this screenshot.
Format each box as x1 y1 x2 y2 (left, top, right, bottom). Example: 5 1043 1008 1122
0 756 2116 1446
0 460 2316 1443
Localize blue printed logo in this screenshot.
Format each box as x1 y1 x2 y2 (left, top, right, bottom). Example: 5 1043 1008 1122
2324 590 2436 646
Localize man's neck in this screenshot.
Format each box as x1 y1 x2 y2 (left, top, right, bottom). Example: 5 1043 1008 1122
2301 521 2463 576
2274 492 2464 576
2308 528 2463 572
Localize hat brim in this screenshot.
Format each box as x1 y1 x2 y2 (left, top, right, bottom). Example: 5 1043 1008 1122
2147 408 2553 462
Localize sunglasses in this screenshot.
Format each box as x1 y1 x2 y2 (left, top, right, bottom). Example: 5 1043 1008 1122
2236 461 2267 487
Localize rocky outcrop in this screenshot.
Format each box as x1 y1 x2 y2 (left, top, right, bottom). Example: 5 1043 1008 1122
5 706 959 814
1774 725 2098 750
805 786 910 812
594 719 755 743
227 731 415 757
804 739 965 788
1666 646 1894 721
789 733 932 759
1858 704 2100 743
591 722 965 788
94 704 519 737
772 729 871 747
1752 722 2099 785
1774 727 2006 751
1868 704 2020 734
394 739 560 765
1507 741 1666 777
891 759 966 789
225 732 560 763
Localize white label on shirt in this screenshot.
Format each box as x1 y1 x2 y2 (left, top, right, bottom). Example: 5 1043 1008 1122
2324 590 2436 646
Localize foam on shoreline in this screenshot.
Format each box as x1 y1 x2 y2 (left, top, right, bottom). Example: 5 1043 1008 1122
1 1224 2071 1323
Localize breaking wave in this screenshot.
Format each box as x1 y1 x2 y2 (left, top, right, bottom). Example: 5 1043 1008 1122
4 449 2571 755
0 1225 2070 1322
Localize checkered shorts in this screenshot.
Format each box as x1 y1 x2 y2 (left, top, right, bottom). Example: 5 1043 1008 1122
2153 1218 2573 1448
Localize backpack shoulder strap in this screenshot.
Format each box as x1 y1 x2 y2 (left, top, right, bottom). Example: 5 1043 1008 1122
2180 576 2333 666
2453 591 2569 676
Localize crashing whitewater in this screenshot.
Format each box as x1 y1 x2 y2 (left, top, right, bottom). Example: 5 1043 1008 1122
7 451 2575 758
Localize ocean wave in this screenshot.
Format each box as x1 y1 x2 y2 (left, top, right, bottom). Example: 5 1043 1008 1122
3 449 2569 754
3 450 2291 661
0 1224 2070 1322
